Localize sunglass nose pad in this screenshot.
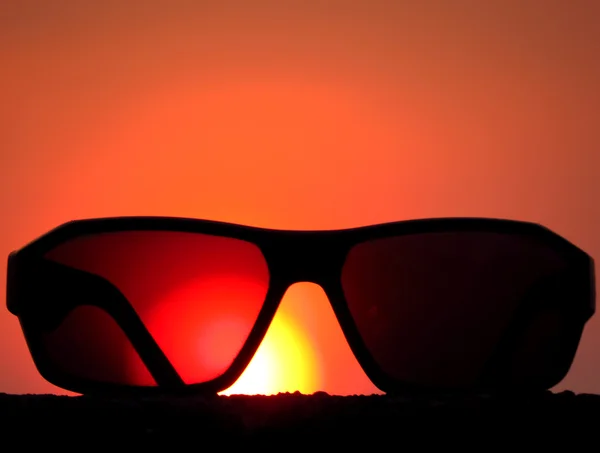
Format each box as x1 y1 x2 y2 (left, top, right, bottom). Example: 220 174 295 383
265 236 346 285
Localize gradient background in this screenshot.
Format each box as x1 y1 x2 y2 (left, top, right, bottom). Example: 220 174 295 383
1 1 598 396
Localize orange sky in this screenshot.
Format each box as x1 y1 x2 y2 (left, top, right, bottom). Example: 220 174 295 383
0 1 599 396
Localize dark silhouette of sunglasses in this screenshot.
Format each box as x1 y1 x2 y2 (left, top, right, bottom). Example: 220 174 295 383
6 216 595 396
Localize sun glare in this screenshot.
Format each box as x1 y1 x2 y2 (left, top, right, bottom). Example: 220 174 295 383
219 312 320 396
127 280 373 396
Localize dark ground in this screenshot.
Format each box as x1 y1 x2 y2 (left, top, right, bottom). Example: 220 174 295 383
1 390 599 449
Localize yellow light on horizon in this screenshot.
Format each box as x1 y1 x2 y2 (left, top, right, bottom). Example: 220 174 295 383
219 311 320 396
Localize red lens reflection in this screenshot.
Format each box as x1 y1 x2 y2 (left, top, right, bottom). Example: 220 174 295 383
42 230 269 386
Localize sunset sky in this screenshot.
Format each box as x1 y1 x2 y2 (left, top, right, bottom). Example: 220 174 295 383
0 1 599 396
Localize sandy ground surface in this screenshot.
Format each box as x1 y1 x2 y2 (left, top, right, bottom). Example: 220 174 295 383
1 390 598 448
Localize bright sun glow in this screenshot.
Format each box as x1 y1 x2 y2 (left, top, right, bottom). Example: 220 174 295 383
219 312 320 395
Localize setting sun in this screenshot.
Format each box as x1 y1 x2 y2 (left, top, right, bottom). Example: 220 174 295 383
220 283 380 396
220 311 320 395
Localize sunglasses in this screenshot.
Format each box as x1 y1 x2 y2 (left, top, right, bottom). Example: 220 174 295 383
6 216 595 396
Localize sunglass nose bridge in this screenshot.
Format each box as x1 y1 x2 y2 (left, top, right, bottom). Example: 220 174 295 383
264 233 346 285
